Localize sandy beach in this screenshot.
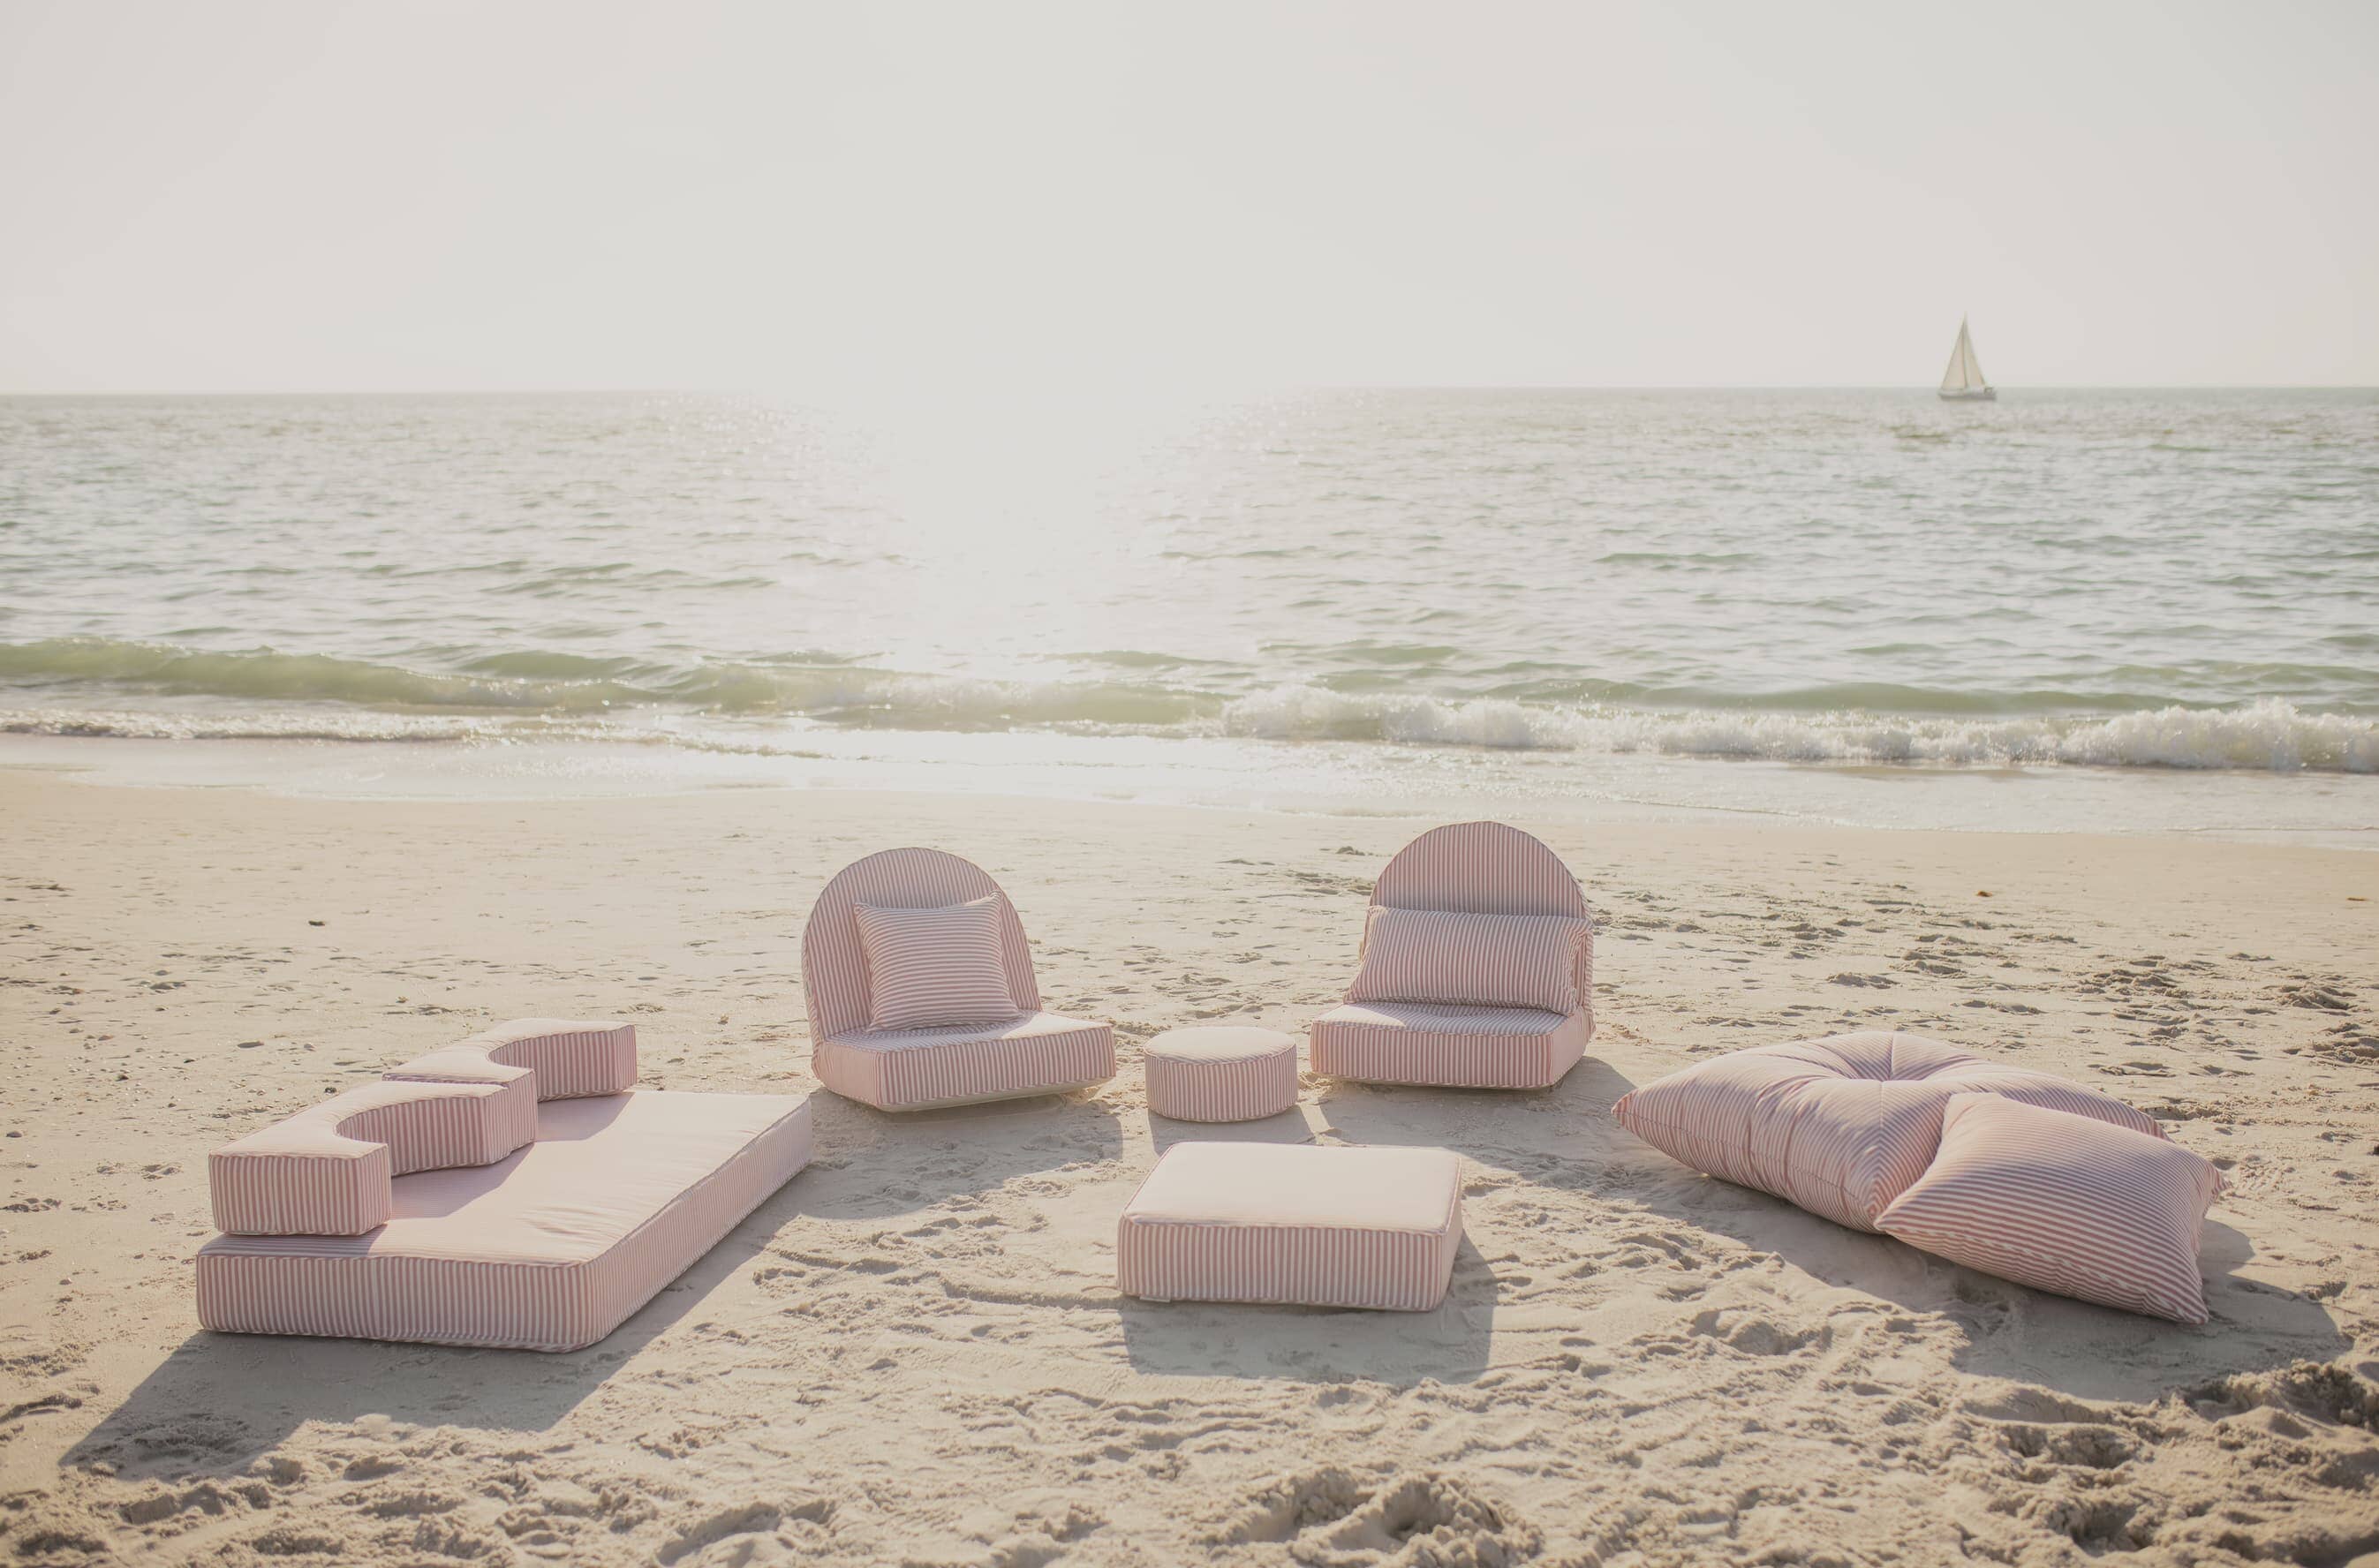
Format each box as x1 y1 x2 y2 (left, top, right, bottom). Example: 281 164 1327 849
0 764 2370 1565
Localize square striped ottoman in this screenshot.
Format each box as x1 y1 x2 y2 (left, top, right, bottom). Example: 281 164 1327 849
1116 1142 1463 1311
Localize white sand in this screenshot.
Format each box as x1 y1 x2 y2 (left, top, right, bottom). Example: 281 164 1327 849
2 766 2375 1566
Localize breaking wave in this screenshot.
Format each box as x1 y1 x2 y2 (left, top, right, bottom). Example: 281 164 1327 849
4 635 2373 774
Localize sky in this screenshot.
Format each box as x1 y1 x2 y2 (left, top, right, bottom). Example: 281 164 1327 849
1 0 2374 395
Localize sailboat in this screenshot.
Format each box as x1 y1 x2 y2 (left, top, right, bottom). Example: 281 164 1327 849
1938 316 1995 401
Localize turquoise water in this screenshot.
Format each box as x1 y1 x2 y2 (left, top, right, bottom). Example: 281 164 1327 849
3 388 2375 829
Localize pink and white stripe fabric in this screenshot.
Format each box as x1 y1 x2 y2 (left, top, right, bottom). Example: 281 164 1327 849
1611 1032 2169 1233
1116 1143 1463 1311
384 1018 638 1102
853 896 1022 1029
197 1089 813 1352
812 1010 1115 1112
1144 1028 1300 1121
1877 1094 2224 1323
209 1077 538 1237
1310 1002 1591 1090
1347 906 1591 1014
802 848 1114 1111
1310 822 1596 1091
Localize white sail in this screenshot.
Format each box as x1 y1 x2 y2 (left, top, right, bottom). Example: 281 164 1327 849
1940 318 1988 394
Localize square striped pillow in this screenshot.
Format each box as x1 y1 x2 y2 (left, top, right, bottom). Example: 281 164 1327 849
1348 906 1589 1015
853 897 1023 1032
1877 1093 2222 1324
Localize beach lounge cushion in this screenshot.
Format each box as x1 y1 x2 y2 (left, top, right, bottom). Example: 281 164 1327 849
383 1017 638 1101
1310 822 1596 1091
802 848 1115 1111
813 1011 1116 1112
1347 906 1590 1014
1877 1094 2224 1323
1310 1002 1591 1090
209 1078 538 1236
1611 1031 2168 1233
1144 1027 1301 1122
854 896 1022 1030
1117 1142 1463 1311
197 1089 813 1352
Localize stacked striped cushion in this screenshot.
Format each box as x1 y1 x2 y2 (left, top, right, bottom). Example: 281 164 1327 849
1877 1094 2224 1324
1611 1031 2168 1233
1348 906 1590 1014
854 897 1023 1031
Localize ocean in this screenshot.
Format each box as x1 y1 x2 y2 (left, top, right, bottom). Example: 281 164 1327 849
3 388 2375 841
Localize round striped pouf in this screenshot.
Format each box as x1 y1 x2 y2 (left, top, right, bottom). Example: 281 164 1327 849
1144 1027 1301 1122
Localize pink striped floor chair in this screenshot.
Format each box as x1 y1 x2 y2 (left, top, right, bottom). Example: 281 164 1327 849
1310 822 1596 1091
196 1019 815 1352
801 848 1118 1112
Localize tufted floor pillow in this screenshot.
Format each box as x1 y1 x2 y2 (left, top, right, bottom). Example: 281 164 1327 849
1611 1031 2166 1232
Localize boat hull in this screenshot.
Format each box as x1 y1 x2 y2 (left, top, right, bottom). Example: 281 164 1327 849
1937 388 1997 401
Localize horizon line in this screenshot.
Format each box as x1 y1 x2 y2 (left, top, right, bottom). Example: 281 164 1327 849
4 382 2376 398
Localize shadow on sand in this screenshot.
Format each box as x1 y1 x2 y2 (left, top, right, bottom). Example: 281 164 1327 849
1117 1234 1499 1387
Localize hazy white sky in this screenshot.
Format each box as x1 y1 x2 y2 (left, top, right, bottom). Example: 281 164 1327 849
2 0 2373 394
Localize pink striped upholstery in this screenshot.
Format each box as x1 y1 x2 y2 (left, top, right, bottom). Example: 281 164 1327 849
1311 822 1595 1090
802 848 1114 1111
197 1089 813 1351
1310 1003 1591 1089
384 1018 638 1101
1877 1094 2224 1323
1144 1028 1301 1122
1611 1032 2169 1233
1116 1143 1463 1311
209 1078 538 1236
812 1011 1115 1112
1348 906 1590 1014
853 897 1022 1029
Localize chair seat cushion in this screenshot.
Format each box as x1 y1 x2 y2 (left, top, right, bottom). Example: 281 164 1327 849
196 1089 812 1352
854 897 1022 1030
1309 1002 1590 1090
1611 1032 2167 1233
815 1010 1117 1112
1348 906 1591 1014
1877 1094 2224 1323
1117 1143 1463 1311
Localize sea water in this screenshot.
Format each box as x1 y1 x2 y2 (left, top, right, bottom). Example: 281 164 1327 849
2 388 2374 840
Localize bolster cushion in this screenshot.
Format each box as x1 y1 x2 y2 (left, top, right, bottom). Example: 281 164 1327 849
1348 906 1590 1014
383 1017 638 1100
208 1076 537 1236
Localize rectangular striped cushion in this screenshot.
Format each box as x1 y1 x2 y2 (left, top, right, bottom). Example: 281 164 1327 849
1348 906 1589 1014
1116 1143 1463 1311
853 897 1023 1031
1876 1093 2224 1324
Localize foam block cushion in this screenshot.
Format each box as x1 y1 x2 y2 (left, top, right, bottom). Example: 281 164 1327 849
1116 1142 1463 1311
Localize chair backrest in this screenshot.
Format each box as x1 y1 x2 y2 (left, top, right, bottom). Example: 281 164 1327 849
800 848 1043 1041
1363 821 1592 1008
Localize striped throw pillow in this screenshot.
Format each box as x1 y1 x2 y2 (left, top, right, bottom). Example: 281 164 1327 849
1877 1093 2223 1324
1348 906 1588 1014
853 898 1022 1031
